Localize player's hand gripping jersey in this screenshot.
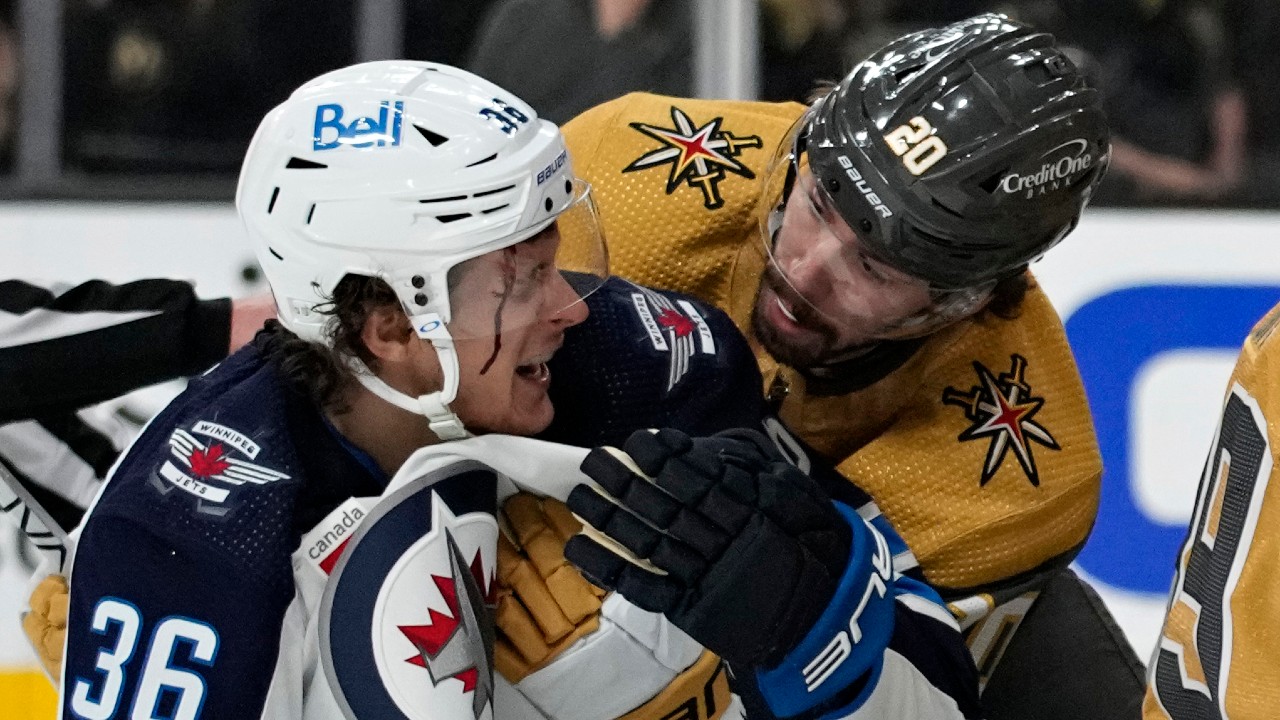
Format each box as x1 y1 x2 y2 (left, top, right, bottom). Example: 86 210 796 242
58 280 978 720
563 93 1103 670
1145 304 1280 719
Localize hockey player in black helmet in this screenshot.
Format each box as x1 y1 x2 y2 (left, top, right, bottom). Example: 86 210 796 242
556 12 1144 720
754 12 1110 364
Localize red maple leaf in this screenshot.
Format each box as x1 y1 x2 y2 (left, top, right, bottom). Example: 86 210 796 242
188 444 231 478
657 308 695 337
398 550 495 692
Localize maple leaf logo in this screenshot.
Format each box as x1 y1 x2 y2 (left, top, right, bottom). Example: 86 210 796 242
188 443 231 478
398 551 496 692
657 308 695 338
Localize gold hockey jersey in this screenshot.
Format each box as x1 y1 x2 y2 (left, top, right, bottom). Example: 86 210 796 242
1145 304 1280 719
564 92 1101 596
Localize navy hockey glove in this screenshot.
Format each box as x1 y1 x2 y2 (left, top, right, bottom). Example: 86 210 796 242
564 428 854 669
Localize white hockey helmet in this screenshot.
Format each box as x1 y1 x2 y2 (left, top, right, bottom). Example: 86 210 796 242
237 60 608 438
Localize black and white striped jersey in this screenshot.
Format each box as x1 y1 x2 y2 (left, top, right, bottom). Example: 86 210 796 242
0 279 232 532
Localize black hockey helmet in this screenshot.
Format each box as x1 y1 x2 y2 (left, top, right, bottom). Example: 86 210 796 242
789 13 1110 290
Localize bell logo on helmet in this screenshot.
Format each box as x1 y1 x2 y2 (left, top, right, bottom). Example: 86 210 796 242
836 156 892 219
998 139 1094 199
313 100 405 151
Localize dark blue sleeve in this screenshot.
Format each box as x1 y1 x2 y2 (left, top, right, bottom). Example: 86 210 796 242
542 277 767 448
62 514 293 720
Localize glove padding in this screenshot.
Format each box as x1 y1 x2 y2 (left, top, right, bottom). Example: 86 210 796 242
565 428 851 669
495 493 607 681
23 573 69 684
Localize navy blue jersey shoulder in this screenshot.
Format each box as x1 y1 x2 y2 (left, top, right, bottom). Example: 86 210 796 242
63 328 384 720
541 276 767 448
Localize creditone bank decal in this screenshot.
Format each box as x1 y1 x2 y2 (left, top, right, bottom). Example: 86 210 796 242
1068 285 1280 593
999 139 1095 198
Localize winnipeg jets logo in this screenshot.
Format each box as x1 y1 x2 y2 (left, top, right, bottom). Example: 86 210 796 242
322 468 499 720
152 420 290 515
630 287 716 391
398 532 497 718
623 106 762 209
942 355 1060 487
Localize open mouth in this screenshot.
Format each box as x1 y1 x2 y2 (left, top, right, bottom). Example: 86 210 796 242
774 295 799 323
515 361 550 382
516 347 557 383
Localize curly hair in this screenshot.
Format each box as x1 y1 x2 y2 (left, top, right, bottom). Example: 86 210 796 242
983 270 1032 320
259 275 402 414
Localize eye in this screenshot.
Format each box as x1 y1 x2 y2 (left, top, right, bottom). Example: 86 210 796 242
859 251 890 283
807 188 824 212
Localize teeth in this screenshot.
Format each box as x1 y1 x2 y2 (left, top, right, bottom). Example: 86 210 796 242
519 362 549 381
775 297 798 322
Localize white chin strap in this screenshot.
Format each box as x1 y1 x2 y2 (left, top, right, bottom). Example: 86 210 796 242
348 333 469 441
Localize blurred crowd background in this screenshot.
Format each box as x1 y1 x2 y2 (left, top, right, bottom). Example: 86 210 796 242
0 0 1276 207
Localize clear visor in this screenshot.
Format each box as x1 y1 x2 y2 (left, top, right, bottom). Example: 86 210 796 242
442 178 608 340
756 113 994 348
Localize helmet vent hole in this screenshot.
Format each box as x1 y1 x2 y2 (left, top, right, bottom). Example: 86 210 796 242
473 183 512 197
544 198 553 212
893 65 925 85
436 213 472 223
482 204 510 215
306 204 316 224
978 171 1008 194
268 247 284 261
267 187 280 214
474 185 515 197
1043 55 1071 78
285 157 328 169
418 195 467 204
466 153 498 168
414 124 450 147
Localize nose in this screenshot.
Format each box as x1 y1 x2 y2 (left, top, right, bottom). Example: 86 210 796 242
546 271 590 328
779 225 843 299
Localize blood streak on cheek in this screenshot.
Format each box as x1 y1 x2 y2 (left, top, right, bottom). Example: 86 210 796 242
480 248 518 375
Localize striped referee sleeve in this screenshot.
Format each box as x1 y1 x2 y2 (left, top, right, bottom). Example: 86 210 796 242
0 279 232 422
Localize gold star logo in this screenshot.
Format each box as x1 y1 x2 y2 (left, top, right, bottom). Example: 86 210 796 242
942 354 1060 486
623 106 762 209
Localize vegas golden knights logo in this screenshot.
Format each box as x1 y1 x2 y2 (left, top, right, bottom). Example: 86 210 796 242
942 354 1060 487
623 106 762 210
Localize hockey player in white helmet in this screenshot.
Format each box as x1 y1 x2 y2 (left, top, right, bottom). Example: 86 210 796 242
53 60 609 719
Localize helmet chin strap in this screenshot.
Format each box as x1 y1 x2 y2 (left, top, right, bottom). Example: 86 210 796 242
348 332 470 442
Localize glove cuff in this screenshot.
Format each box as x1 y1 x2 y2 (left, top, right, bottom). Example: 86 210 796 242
754 503 895 717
